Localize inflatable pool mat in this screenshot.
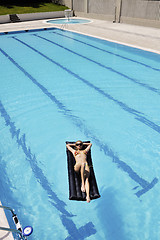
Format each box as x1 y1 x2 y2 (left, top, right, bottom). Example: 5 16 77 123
66 141 100 201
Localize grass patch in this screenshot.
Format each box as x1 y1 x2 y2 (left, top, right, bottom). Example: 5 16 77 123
0 2 68 15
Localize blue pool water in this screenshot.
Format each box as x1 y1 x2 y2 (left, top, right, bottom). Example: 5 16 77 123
47 18 91 24
0 27 160 240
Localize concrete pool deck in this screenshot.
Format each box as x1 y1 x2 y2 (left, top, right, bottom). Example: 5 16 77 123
0 202 14 240
0 17 160 54
0 16 159 239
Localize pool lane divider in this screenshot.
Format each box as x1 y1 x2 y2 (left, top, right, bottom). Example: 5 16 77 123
0 100 97 240
0 47 158 198
34 33 160 96
10 37 160 136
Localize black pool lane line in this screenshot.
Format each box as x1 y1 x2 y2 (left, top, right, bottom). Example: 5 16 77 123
36 32 160 97
11 37 160 135
52 30 160 72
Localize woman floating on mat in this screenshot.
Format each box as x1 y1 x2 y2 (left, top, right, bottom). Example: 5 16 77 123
66 140 92 203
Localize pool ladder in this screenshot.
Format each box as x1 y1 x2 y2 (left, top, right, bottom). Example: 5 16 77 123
0 205 28 240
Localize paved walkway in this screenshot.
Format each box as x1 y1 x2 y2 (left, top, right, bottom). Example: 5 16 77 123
0 17 160 54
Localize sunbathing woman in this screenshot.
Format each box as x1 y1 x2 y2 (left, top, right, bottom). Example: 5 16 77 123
66 141 92 203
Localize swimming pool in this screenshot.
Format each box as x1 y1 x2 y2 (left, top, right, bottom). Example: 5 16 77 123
0 27 160 240
47 18 91 24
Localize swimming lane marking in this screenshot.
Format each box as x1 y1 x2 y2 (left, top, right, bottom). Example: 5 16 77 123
35 33 160 96
53 30 160 72
11 37 160 136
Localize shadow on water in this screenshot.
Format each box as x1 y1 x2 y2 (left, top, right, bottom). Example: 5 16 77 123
96 187 128 240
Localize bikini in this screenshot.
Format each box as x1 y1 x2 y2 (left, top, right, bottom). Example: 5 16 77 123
74 150 87 156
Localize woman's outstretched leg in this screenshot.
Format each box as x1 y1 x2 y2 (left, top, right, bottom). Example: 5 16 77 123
81 163 86 192
84 164 90 203
85 177 90 203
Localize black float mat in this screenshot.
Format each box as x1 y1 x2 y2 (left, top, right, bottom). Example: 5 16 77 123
66 141 100 201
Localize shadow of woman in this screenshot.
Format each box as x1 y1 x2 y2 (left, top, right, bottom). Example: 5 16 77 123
95 187 128 240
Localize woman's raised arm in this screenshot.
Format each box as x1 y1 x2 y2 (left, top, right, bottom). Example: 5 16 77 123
66 143 75 154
